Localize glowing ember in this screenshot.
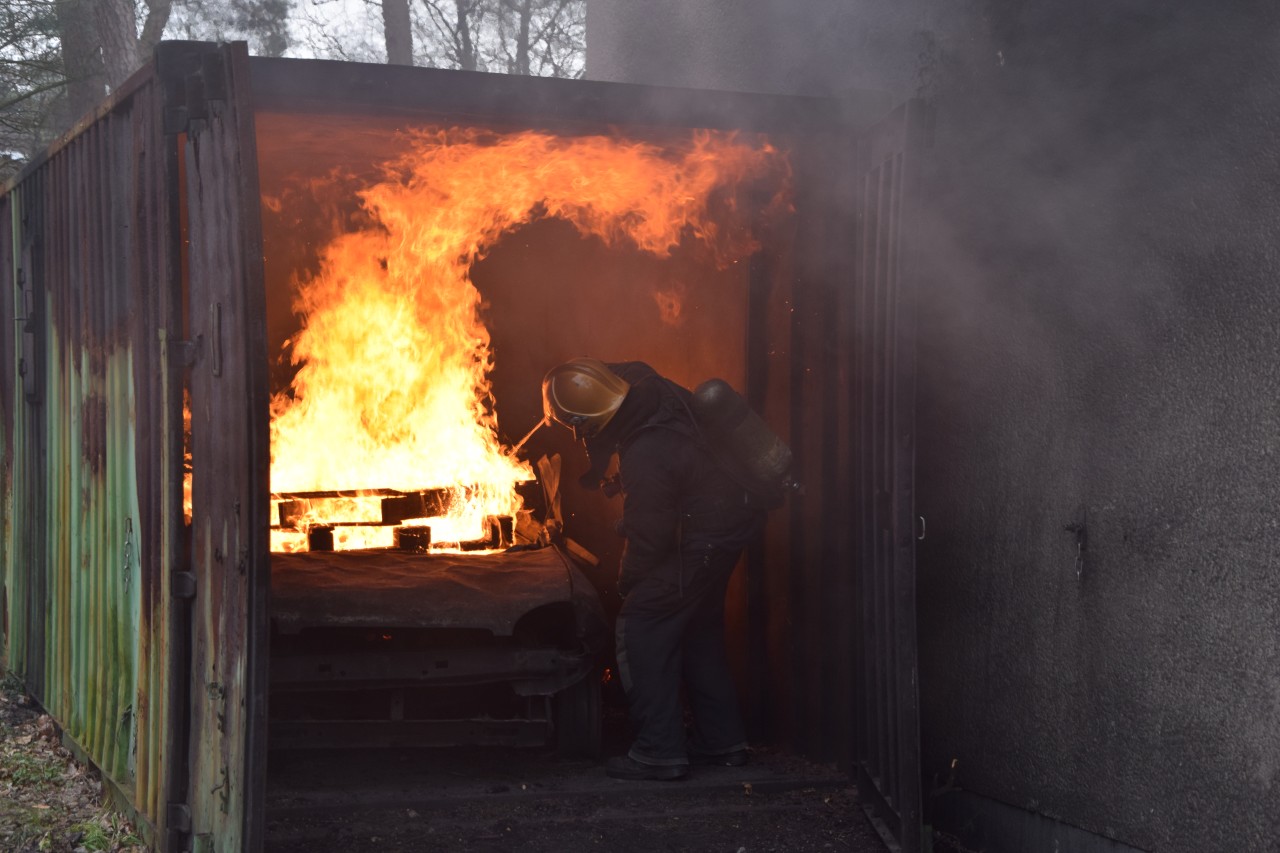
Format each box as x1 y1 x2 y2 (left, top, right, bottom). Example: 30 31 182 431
268 127 789 552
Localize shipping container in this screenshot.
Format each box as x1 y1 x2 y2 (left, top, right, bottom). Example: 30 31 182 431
1 42 928 852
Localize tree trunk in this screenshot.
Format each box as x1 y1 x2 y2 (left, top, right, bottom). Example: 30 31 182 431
383 0 414 65
95 0 140 90
139 0 175 57
509 0 532 75
55 0 106 122
455 0 477 71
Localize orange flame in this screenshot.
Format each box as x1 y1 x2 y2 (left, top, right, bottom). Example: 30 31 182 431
269 127 789 551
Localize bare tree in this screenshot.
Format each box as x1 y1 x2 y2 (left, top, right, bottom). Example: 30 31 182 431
53 0 105 119
98 2 139 88
51 0 171 121
415 0 582 76
500 0 532 75
98 0 173 92
3 0 172 174
167 0 294 58
383 0 414 65
291 0 382 63
418 0 489 71
0 1 64 176
0 0 585 179
493 0 582 78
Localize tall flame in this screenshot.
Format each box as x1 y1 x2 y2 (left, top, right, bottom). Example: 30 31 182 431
269 127 788 548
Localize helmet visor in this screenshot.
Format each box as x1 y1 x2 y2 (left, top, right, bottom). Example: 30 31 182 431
542 358 629 440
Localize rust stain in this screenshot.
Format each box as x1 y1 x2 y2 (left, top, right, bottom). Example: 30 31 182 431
81 392 108 476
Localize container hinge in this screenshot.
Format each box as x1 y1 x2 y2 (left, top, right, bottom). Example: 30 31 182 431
172 572 197 600
167 338 199 369
166 802 191 833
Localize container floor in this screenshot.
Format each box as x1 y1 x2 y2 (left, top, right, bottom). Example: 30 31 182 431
264 739 891 852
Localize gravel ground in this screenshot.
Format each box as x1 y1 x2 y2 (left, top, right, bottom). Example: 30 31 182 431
0 673 144 853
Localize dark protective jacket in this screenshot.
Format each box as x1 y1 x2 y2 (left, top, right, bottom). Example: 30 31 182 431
585 362 761 596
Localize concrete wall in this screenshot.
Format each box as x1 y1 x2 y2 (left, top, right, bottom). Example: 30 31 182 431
587 1 1280 851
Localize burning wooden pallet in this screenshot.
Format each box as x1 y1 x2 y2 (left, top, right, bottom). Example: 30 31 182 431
270 487 522 553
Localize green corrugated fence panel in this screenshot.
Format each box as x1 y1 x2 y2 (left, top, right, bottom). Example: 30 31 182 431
3 67 179 846
38 227 142 787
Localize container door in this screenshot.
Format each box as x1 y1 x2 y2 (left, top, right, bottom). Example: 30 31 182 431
851 99 930 852
181 43 270 853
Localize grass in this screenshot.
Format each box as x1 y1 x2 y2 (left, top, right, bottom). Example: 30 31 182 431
6 750 66 786
70 813 144 851
0 672 145 852
0 670 24 695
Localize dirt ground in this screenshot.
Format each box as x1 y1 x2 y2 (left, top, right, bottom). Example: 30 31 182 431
265 729 893 852
0 674 144 853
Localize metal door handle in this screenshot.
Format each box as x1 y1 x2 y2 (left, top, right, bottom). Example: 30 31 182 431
210 302 222 377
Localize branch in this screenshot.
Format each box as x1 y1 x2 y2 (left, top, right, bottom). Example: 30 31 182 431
140 0 174 52
1 54 64 71
0 75 69 112
419 0 465 68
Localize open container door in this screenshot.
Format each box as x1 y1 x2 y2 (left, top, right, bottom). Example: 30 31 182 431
780 95 928 853
180 42 271 853
851 99 931 851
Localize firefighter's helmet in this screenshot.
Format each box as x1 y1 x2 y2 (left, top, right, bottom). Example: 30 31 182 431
542 358 630 440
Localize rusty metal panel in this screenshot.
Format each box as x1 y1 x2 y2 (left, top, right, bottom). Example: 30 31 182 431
182 42 271 853
0 64 185 849
128 61 188 841
248 55 842 134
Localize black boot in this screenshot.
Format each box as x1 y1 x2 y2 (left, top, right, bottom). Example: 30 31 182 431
605 755 689 781
688 747 749 767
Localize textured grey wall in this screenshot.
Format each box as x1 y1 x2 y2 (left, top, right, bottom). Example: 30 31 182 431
588 1 1280 851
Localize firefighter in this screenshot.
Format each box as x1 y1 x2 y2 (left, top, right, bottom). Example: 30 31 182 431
541 357 762 780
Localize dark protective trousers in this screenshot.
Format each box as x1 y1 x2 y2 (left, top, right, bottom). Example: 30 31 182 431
614 546 748 766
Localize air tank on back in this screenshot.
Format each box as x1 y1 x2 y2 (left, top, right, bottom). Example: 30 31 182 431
690 379 793 504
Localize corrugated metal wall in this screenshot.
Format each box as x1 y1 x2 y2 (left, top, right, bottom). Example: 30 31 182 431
2 194 15 673
1 67 183 840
